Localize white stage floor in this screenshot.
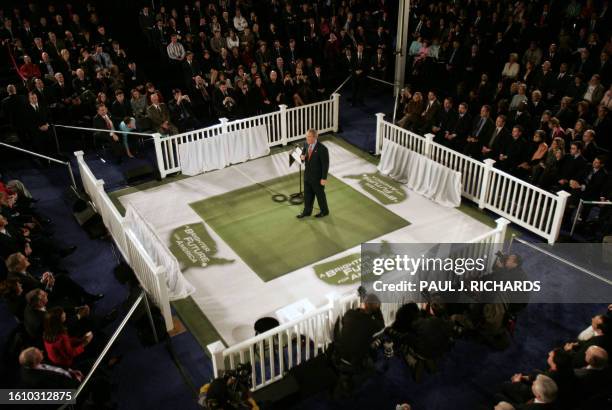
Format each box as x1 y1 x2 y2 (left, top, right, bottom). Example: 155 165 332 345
118 140 491 345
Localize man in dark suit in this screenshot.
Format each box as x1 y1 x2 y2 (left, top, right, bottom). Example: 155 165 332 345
297 129 329 218
463 104 494 158
481 115 509 160
310 65 328 101
351 43 368 106
432 97 457 142
7 252 102 307
23 92 52 155
419 91 441 135
573 345 610 398
0 84 26 131
92 103 123 160
556 141 589 192
19 347 81 388
370 47 387 79
496 125 529 176
442 102 472 151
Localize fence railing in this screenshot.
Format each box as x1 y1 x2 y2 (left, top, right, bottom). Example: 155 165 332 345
374 114 570 244
74 151 174 331
154 94 340 178
206 218 508 391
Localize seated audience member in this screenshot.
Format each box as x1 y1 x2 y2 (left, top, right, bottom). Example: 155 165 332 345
532 138 565 189
463 104 494 158
396 92 425 131
568 156 608 220
147 92 178 136
499 348 575 407
481 115 509 160
495 126 529 177
0 278 26 322
573 345 610 398
92 103 124 161
18 347 81 389
439 102 472 151
580 130 599 163
555 141 588 192
168 88 199 131
6 252 102 307
564 315 611 368
43 306 93 368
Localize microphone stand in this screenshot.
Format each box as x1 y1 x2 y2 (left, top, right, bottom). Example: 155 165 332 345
289 145 304 205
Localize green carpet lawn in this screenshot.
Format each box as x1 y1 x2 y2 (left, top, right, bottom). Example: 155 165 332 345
189 173 410 282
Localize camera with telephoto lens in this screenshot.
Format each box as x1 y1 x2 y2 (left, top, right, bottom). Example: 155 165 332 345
199 363 253 410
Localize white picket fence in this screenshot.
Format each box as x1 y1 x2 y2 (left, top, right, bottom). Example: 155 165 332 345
153 94 341 178
206 218 509 391
374 114 570 244
74 151 174 331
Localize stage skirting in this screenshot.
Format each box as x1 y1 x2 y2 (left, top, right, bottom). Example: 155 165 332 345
378 139 462 207
178 124 270 176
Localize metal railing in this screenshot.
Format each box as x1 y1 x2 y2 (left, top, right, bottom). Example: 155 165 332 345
0 142 77 191
59 290 158 409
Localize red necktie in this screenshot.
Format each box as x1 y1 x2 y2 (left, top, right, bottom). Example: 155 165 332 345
308 145 314 159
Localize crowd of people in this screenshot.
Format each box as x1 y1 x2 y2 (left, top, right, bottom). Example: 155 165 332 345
393 0 612 236
0 177 122 406
334 280 611 409
0 0 397 162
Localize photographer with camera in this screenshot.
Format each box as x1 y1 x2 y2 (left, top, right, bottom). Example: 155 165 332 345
332 291 384 397
199 363 258 410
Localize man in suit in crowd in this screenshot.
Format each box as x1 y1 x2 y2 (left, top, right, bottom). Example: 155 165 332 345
6 252 101 307
442 102 472 151
573 345 610 398
24 92 52 155
147 92 178 135
556 141 588 192
310 65 327 101
481 115 509 160
351 43 368 106
19 347 81 388
432 97 457 142
212 81 236 119
297 129 329 218
496 125 529 176
463 104 494 158
1 84 26 131
370 47 387 79
92 103 123 160
419 91 441 135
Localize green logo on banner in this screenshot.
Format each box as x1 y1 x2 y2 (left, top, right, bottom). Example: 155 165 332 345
344 172 407 204
169 223 234 268
314 253 362 285
313 242 393 285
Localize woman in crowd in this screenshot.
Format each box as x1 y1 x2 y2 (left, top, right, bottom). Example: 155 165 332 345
43 307 92 369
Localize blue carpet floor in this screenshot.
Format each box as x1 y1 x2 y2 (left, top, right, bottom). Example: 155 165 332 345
1 94 608 410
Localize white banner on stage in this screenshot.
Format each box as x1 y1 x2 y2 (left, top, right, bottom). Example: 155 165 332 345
178 124 271 176
124 205 195 300
377 139 462 207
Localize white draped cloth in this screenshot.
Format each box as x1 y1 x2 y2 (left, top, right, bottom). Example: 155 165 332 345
377 139 462 207
178 124 270 176
124 205 195 300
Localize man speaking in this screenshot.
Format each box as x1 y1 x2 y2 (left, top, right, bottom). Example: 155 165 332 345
297 129 330 218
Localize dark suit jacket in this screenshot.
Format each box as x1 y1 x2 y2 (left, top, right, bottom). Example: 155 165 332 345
24 104 50 135
559 155 588 181
20 367 79 389
8 271 44 294
452 113 473 142
24 305 46 340
303 141 329 183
